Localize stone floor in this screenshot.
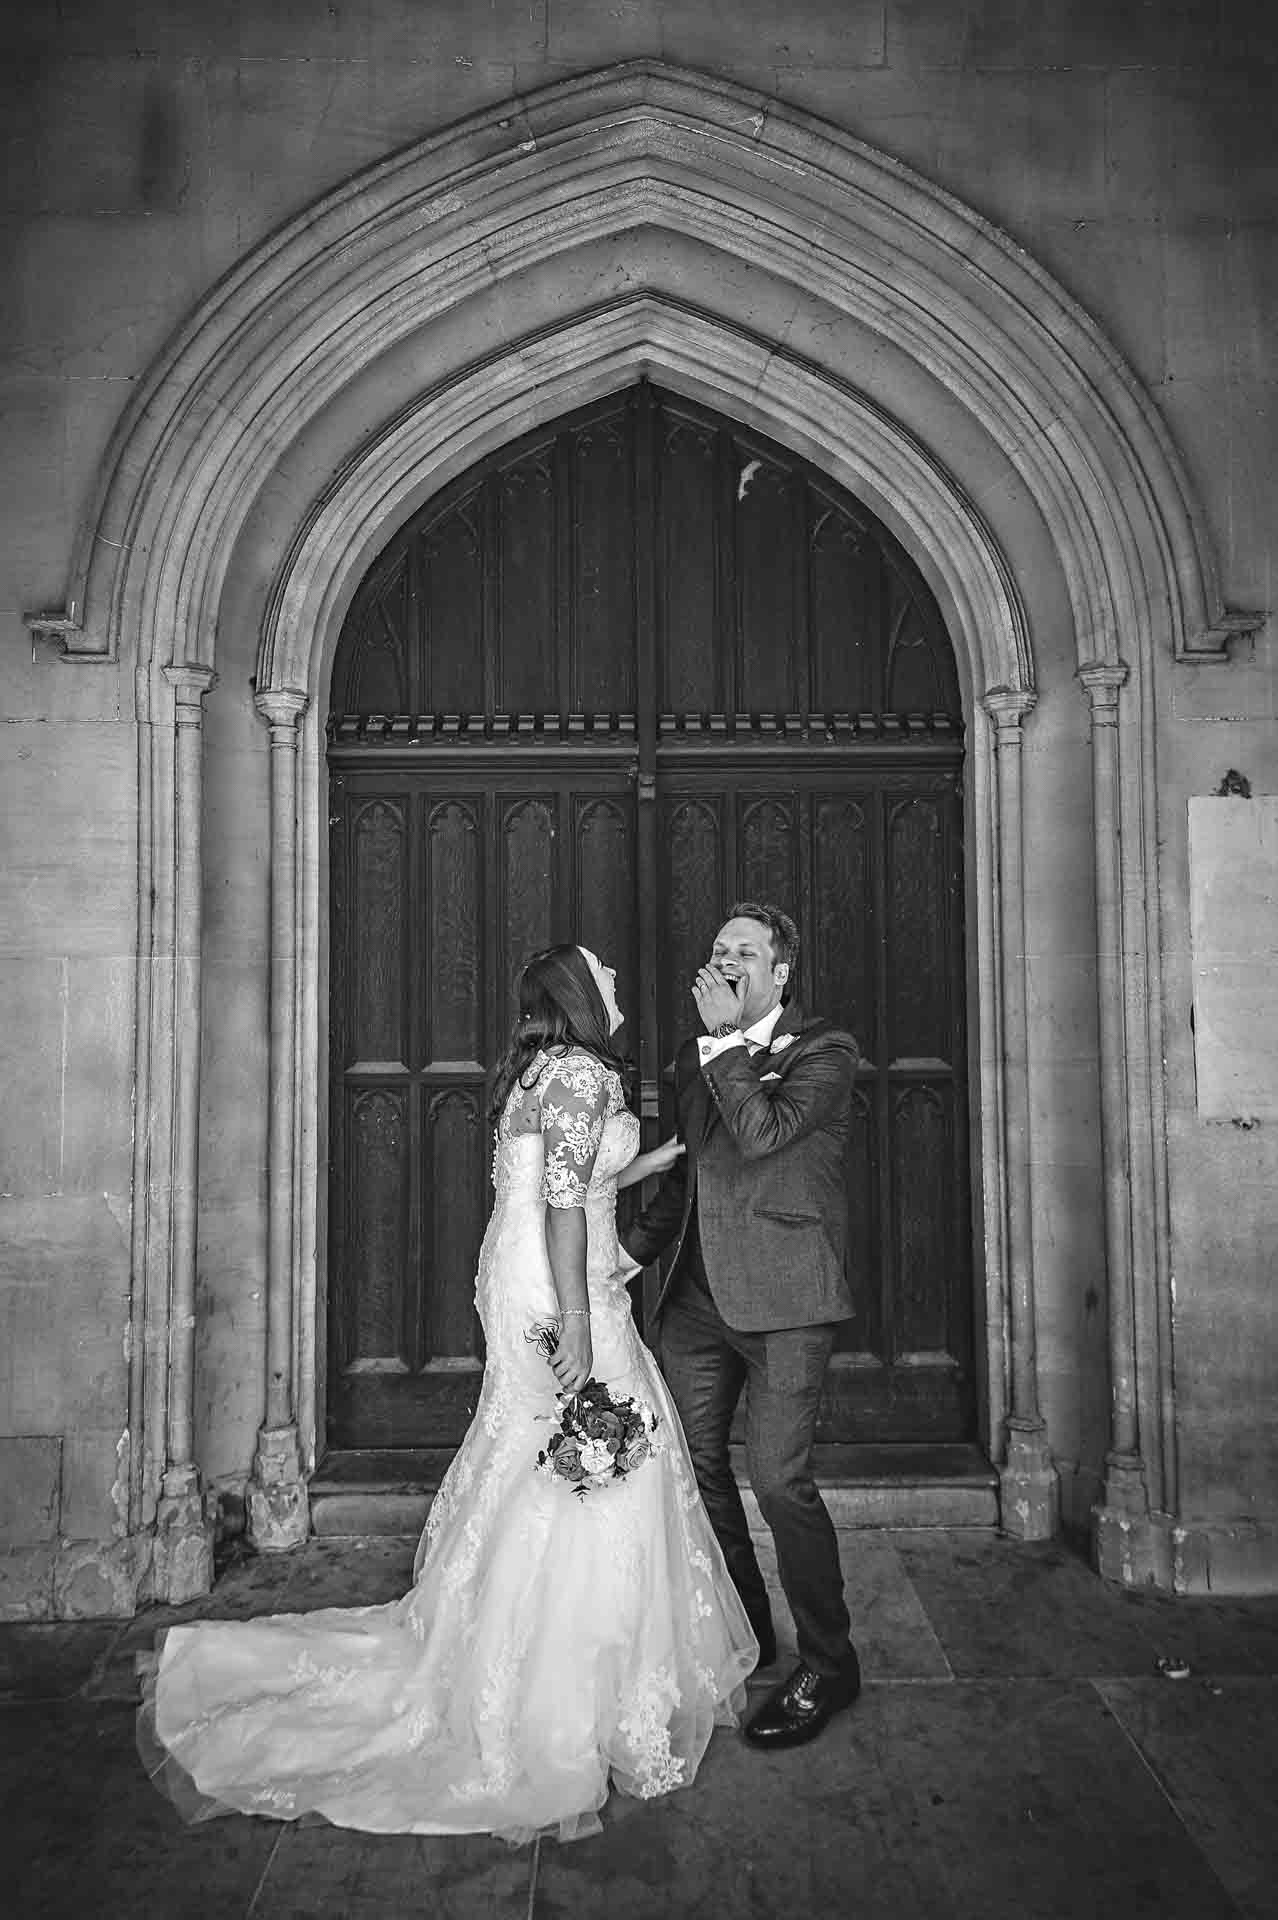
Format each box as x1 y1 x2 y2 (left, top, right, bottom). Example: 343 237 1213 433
4 1527 1278 1918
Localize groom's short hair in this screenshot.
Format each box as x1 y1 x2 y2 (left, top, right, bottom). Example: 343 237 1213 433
726 900 799 993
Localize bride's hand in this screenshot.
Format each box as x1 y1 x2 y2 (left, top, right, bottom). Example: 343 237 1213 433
549 1316 592 1394
645 1134 685 1176
616 1135 686 1189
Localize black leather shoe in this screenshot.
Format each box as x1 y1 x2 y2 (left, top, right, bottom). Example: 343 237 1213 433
743 1656 861 1748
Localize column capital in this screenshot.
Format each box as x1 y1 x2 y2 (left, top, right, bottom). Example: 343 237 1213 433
1077 660 1130 717
982 685 1037 732
254 685 309 732
163 662 217 720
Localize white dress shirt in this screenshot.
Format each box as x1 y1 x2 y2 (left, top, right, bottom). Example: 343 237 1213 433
616 1002 787 1278
697 1000 785 1066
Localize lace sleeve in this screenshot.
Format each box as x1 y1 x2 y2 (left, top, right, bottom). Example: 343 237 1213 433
537 1053 613 1209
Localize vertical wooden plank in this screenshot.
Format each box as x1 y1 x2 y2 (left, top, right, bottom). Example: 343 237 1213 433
348 1086 410 1364
423 1086 486 1363
327 780 351 1383
574 793 638 1035
845 1080 882 1360
338 559 411 715
351 796 407 1064
657 403 718 713
812 791 873 1051
886 794 950 1061
734 449 798 715
420 493 483 713
499 794 555 1021
427 797 483 1064
808 494 879 715
497 443 557 712
885 565 962 713
891 1084 954 1356
571 406 636 715
739 790 799 908
660 794 725 1084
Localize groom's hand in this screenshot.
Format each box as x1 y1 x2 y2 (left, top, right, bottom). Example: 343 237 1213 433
692 963 747 1034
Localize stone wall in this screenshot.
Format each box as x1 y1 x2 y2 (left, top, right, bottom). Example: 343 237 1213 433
2 0 1275 1610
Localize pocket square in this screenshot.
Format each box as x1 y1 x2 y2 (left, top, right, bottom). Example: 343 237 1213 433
760 1071 782 1082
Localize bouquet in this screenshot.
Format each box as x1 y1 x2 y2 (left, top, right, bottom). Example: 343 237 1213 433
525 1320 659 1497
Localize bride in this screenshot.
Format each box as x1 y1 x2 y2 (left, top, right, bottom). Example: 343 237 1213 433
139 944 758 1843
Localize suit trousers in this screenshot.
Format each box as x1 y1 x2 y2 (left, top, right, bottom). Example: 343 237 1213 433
658 1228 855 1680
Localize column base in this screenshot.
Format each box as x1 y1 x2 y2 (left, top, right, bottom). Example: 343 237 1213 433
998 1418 1060 1541
246 1424 311 1553
1092 1451 1173 1587
153 1465 215 1604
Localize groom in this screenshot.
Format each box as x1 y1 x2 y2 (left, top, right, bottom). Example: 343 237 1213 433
620 902 861 1748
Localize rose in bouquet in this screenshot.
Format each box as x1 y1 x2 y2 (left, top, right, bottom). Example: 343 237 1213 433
525 1320 659 1496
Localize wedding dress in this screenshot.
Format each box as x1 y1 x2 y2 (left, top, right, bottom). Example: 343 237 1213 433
139 1047 758 1843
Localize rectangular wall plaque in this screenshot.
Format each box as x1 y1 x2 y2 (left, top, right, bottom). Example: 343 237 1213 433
1188 795 1278 1119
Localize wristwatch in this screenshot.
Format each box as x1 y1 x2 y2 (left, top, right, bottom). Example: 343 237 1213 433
709 1022 740 1039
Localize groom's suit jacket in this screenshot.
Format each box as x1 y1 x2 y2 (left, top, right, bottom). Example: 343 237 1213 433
624 1002 859 1333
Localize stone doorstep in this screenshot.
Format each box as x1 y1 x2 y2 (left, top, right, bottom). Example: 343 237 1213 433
307 1443 1000 1538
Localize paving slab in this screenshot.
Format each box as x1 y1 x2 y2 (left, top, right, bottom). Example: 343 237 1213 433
0 1620 122 1703
4 1532 1277 1918
1097 1676 1278 1920
254 1824 530 1920
0 1701 279 1919
533 1680 1242 1920
891 1530 1278 1678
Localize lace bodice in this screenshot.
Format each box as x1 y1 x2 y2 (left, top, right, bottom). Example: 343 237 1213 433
493 1048 638 1205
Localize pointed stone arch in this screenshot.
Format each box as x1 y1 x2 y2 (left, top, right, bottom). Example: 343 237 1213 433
34 61 1262 1596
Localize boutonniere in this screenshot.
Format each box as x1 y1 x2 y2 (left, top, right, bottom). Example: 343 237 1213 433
769 1033 796 1054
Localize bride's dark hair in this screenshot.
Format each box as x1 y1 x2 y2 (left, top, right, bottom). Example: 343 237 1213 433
488 945 630 1123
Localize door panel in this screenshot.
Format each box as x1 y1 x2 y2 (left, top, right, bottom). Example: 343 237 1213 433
328 383 972 1450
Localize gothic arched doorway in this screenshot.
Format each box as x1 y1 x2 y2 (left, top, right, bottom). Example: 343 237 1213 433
326 383 972 1453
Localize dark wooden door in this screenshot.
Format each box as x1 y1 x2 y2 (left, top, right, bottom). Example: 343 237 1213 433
327 384 972 1449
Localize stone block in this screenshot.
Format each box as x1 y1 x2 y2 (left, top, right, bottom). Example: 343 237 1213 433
60 955 136 1195
1163 222 1278 388
0 1435 62 1544
0 618 131 730
0 955 134 1200
59 1426 130 1542
0 1197 131 1433
549 0 886 71
0 51 208 218
0 1544 56 1621
194 1196 268 1487
3 210 212 383
886 0 1228 73
0 727 137 960
1172 1518 1278 1596
52 1533 150 1620
1105 69 1278 227
0 960 67 1195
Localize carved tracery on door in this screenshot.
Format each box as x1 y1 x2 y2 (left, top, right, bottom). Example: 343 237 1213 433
327 383 971 1450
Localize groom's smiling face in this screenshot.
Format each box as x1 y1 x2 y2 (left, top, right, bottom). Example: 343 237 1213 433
710 916 787 1030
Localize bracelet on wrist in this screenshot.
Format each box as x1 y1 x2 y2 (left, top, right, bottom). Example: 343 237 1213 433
710 1022 739 1039
562 1306 591 1318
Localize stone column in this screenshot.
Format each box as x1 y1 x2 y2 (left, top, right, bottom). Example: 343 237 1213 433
1078 662 1156 1583
984 688 1059 1539
152 665 217 1602
247 689 311 1551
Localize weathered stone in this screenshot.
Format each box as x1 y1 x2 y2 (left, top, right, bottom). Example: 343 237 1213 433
0 1437 62 1544
247 1426 310 1555
52 1535 150 1621
152 1482 214 1605
0 1545 56 1621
